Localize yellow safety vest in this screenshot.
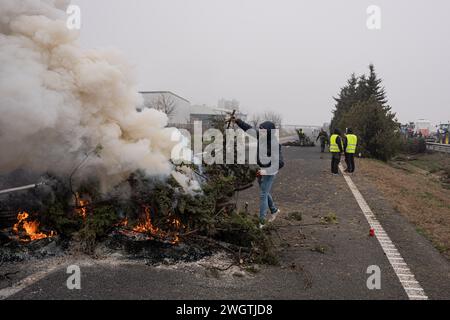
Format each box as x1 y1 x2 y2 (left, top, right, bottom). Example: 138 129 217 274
345 134 358 154
330 134 343 153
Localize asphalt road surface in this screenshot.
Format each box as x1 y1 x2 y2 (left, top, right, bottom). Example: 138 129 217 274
2 146 450 300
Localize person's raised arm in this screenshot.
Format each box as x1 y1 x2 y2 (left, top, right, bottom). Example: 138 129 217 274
229 117 258 139
235 118 253 132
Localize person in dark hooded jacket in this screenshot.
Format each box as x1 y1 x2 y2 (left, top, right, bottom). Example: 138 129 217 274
330 128 344 175
232 117 284 228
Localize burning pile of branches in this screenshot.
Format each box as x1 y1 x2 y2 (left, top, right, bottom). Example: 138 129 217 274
12 212 56 242
118 206 184 245
0 159 276 265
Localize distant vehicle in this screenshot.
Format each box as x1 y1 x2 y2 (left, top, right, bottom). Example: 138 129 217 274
400 122 416 138
415 119 432 137
436 122 450 144
438 123 449 133
401 120 433 138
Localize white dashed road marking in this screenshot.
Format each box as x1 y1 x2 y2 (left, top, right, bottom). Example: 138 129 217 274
339 164 428 300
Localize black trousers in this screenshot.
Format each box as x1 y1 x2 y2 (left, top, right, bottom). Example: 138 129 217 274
345 153 355 173
331 153 341 174
320 143 326 153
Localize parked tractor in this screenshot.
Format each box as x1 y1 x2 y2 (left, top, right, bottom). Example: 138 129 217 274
436 123 450 144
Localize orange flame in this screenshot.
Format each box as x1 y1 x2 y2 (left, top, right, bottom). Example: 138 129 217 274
133 207 160 235
13 211 56 242
75 193 89 219
130 207 184 244
115 217 128 227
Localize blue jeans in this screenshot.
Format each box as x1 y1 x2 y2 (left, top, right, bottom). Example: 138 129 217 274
258 175 278 222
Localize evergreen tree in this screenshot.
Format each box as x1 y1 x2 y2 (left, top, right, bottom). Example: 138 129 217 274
339 98 401 161
330 73 358 132
330 64 401 161
365 64 388 106
355 74 368 102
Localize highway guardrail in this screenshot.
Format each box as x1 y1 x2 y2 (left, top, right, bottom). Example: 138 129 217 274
426 142 450 154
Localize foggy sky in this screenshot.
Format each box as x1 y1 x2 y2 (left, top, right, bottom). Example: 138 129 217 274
74 0 450 125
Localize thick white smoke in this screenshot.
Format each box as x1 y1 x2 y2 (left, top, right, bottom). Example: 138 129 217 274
0 0 182 190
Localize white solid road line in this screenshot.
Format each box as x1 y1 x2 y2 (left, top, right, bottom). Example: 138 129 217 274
339 164 428 300
0 264 61 300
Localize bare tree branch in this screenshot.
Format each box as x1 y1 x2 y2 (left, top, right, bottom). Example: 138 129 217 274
145 94 177 118
261 111 282 128
250 114 261 129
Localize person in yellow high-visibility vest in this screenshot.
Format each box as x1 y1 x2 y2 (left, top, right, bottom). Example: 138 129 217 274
344 128 358 173
330 128 344 175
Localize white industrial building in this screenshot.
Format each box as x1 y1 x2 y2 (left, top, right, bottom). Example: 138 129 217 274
190 104 247 129
140 91 191 125
140 92 247 130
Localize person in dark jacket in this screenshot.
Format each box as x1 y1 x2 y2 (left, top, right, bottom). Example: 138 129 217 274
232 117 284 227
316 129 329 153
329 128 344 175
343 128 358 173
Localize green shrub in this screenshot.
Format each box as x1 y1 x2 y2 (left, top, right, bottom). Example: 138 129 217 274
78 205 120 253
402 137 427 154
339 99 402 161
214 212 278 265
45 202 82 236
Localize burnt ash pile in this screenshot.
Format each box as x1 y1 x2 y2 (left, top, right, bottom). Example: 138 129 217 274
1 163 277 266
0 237 67 263
104 232 214 264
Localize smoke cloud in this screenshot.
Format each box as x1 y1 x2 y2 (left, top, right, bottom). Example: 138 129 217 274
0 0 181 190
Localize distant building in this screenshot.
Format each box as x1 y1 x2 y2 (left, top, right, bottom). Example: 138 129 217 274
140 91 190 125
139 92 248 130
218 98 240 111
190 104 247 130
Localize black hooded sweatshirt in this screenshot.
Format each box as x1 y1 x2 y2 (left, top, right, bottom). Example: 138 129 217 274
235 119 285 171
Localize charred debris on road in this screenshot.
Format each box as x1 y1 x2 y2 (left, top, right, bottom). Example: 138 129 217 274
0 160 278 267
